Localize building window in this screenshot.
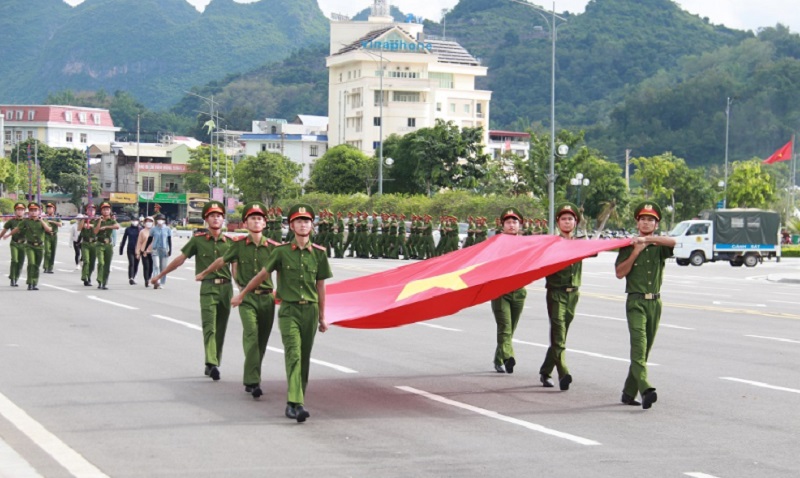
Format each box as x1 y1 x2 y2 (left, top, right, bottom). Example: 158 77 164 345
105 182 112 188
373 141 381 150
26 131 33 139
310 145 319 157
93 113 101 125
271 126 277 134
261 144 267 152
28 110 35 120
143 177 155 192
450 103 456 113
163 181 179 193
105 162 112 169
464 104 471 114
436 102 442 112
373 117 381 126
429 72 454 88
339 73 342 82
4 131 10 143
66 132 73 143
407 118 416 127
15 131 22 142
79 112 87 123
393 91 420 102
65 111 72 122
16 110 23 120
374 90 388 106
80 133 87 143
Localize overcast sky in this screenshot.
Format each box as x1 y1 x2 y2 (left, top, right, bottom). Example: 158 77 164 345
63 0 800 33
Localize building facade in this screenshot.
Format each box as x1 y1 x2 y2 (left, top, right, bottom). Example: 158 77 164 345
326 0 491 156
1 105 119 154
488 130 531 160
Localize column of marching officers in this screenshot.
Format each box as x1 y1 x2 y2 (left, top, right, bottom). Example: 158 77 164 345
2 199 674 419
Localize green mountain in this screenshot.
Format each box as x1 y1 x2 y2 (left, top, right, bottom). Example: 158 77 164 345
0 0 329 108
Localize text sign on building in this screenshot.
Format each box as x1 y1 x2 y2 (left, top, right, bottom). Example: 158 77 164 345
361 39 432 52
138 192 187 204
137 163 188 173
110 192 137 204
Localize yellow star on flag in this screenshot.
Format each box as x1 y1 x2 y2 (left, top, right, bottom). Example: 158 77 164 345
396 263 483 302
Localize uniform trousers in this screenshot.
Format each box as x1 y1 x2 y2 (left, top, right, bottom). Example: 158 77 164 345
539 289 579 379
623 297 661 397
199 282 232 367
25 245 44 285
81 242 96 281
9 241 26 281
279 302 318 406
95 242 113 285
239 292 275 385
43 233 57 271
492 288 527 366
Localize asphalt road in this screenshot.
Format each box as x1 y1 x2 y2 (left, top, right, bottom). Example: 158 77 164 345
1 232 799 478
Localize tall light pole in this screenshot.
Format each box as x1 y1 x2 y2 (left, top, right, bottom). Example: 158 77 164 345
570 172 589 206
184 91 219 197
379 48 385 195
511 0 566 233
724 96 733 209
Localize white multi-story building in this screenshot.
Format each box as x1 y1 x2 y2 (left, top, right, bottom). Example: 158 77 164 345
240 115 329 183
327 0 491 156
488 130 531 160
1 105 119 153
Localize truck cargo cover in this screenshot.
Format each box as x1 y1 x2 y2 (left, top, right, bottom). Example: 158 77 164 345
699 209 780 245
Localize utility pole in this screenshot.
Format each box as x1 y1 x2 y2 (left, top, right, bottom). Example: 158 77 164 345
625 148 631 190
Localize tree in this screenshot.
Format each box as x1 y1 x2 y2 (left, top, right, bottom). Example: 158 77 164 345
184 146 235 194
727 159 776 208
234 151 301 205
309 145 373 195
59 173 102 209
631 152 715 220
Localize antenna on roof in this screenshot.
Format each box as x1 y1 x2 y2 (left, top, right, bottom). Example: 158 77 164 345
330 12 350 22
372 0 390 17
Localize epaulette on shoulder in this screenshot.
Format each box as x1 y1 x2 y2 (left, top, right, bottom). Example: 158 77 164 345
312 243 326 251
231 235 247 241
193 231 206 237
267 238 282 246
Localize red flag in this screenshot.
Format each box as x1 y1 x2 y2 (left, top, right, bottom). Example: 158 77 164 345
327 234 631 329
762 140 793 164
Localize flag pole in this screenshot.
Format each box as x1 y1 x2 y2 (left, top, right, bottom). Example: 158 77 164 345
793 134 797 220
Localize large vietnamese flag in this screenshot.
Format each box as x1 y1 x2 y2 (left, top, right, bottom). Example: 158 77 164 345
762 140 793 165
327 234 631 329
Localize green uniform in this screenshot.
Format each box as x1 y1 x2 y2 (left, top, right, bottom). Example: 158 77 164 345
18 218 48 287
332 217 344 258
4 218 26 284
223 235 277 386
182 231 233 369
539 258 582 380
492 288 527 369
265 239 332 406
44 217 62 273
94 217 118 287
343 218 356 257
615 242 673 398
79 221 97 283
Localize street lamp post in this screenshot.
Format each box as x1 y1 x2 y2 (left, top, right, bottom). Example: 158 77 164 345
569 172 589 206
723 96 733 209
511 0 567 233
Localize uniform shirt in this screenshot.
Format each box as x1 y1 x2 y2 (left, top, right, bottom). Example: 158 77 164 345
546 261 582 288
46 217 62 235
181 232 231 280
95 217 118 243
265 239 332 303
222 235 275 290
615 243 674 294
3 218 25 241
79 222 97 243
18 218 48 245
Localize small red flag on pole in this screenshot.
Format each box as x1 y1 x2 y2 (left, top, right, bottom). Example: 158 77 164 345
762 140 793 165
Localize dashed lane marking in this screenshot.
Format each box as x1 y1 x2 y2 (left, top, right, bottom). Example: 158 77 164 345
513 339 658 366
720 377 800 395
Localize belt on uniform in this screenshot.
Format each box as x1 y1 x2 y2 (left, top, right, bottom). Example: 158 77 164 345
252 288 273 295
550 286 579 293
202 278 231 285
11 239 25 244
29 241 42 247
100 239 111 244
295 300 310 305
628 292 660 300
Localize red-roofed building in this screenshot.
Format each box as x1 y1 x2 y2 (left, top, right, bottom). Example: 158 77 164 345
1 105 119 152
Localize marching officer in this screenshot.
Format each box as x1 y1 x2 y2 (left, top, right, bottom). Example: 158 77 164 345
43 202 62 274
0 202 27 286
93 202 119 290
615 202 676 409
492 207 527 373
539 202 583 391
234 203 333 423
152 201 232 381
198 202 279 398
4 202 53 290
79 204 97 286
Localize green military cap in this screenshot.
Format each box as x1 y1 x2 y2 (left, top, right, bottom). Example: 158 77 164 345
288 203 315 222
500 207 524 223
14 202 26 210
555 201 581 224
202 200 225 218
28 202 41 210
634 201 662 221
242 201 268 220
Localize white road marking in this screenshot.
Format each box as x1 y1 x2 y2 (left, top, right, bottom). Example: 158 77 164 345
577 313 694 330
0 436 43 478
720 377 800 394
712 301 766 308
0 391 108 478
40 284 78 294
513 339 658 365
57 269 75 272
396 386 601 446
87 295 138 310
151 315 359 374
416 322 462 332
769 300 800 306
744 335 800 344
670 290 731 298
685 473 722 478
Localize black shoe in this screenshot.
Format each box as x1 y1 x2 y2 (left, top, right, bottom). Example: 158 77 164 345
205 365 212 376
129 279 135 285
295 405 310 423
540 374 555 388
559 374 573 391
101 284 108 290
620 393 641 406
494 363 506 373
27 284 32 290
209 366 220 381
504 357 516 374
31 285 38 291
251 386 263 399
285 404 297 419
83 280 91 286
642 389 658 410
245 384 254 393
